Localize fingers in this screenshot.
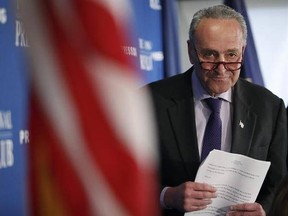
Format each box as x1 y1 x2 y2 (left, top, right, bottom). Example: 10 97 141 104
227 203 266 216
183 197 212 212
183 182 217 199
164 182 217 212
191 182 217 192
230 202 264 211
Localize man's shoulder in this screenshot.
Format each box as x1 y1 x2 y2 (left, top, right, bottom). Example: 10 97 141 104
147 69 193 99
236 78 278 99
148 70 191 89
235 78 283 107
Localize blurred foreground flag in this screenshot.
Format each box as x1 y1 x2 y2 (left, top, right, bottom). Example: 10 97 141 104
25 0 159 216
224 0 264 86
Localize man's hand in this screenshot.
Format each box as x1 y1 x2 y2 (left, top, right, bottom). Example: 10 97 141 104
164 181 217 212
227 202 266 216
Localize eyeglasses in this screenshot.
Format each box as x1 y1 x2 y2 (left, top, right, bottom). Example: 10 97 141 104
193 46 243 71
199 61 242 71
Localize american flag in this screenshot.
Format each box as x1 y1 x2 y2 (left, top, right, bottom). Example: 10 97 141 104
25 0 159 215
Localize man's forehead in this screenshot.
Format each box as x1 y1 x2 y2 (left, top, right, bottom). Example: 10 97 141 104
195 18 243 35
198 47 242 52
197 17 240 27
194 19 244 50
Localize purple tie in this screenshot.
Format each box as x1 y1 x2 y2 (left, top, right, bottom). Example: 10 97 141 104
201 98 222 161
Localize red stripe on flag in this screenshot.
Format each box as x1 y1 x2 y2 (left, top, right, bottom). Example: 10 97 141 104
29 93 91 216
75 0 132 67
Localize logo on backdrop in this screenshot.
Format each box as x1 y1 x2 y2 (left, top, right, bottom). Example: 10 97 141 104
0 110 14 169
0 8 7 24
139 38 163 71
0 110 29 169
149 0 161 10
15 0 29 47
122 45 137 57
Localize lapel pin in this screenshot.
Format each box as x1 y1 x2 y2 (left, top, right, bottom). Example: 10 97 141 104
239 120 244 129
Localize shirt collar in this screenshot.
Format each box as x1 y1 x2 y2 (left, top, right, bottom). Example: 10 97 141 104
192 69 232 103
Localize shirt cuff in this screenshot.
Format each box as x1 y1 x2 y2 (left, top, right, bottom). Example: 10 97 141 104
160 186 171 209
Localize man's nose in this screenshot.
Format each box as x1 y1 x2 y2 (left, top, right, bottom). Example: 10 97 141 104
215 62 226 73
215 55 227 72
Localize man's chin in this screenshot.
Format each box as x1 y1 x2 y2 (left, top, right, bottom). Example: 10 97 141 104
208 86 230 96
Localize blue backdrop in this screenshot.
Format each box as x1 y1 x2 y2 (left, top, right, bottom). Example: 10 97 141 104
0 0 29 215
126 0 180 85
129 0 164 84
224 0 264 86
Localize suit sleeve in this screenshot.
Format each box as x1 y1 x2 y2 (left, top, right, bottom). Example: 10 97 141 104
256 99 288 212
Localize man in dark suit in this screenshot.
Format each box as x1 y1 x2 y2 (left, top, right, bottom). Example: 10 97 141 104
148 5 287 216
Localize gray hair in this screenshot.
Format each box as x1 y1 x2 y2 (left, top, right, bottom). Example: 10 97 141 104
189 5 247 45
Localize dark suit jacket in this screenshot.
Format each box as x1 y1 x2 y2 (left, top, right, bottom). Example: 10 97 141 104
148 68 288 216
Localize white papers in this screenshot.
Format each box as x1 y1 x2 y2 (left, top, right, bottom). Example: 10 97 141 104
185 150 270 216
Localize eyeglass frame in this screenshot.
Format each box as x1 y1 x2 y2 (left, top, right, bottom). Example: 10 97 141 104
193 45 244 72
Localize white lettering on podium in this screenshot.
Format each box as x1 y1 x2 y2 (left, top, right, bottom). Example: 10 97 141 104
139 38 152 51
140 54 153 71
0 8 7 24
138 38 163 71
139 38 153 71
122 46 137 56
15 20 29 47
149 0 161 10
0 111 12 129
0 139 14 169
19 130 29 144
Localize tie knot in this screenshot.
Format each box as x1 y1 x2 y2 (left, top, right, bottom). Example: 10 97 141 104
205 98 222 113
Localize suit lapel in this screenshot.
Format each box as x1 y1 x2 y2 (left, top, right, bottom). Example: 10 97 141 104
231 82 257 154
166 69 200 178
168 98 200 163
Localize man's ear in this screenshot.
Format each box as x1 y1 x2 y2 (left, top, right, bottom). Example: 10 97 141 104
187 40 195 65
